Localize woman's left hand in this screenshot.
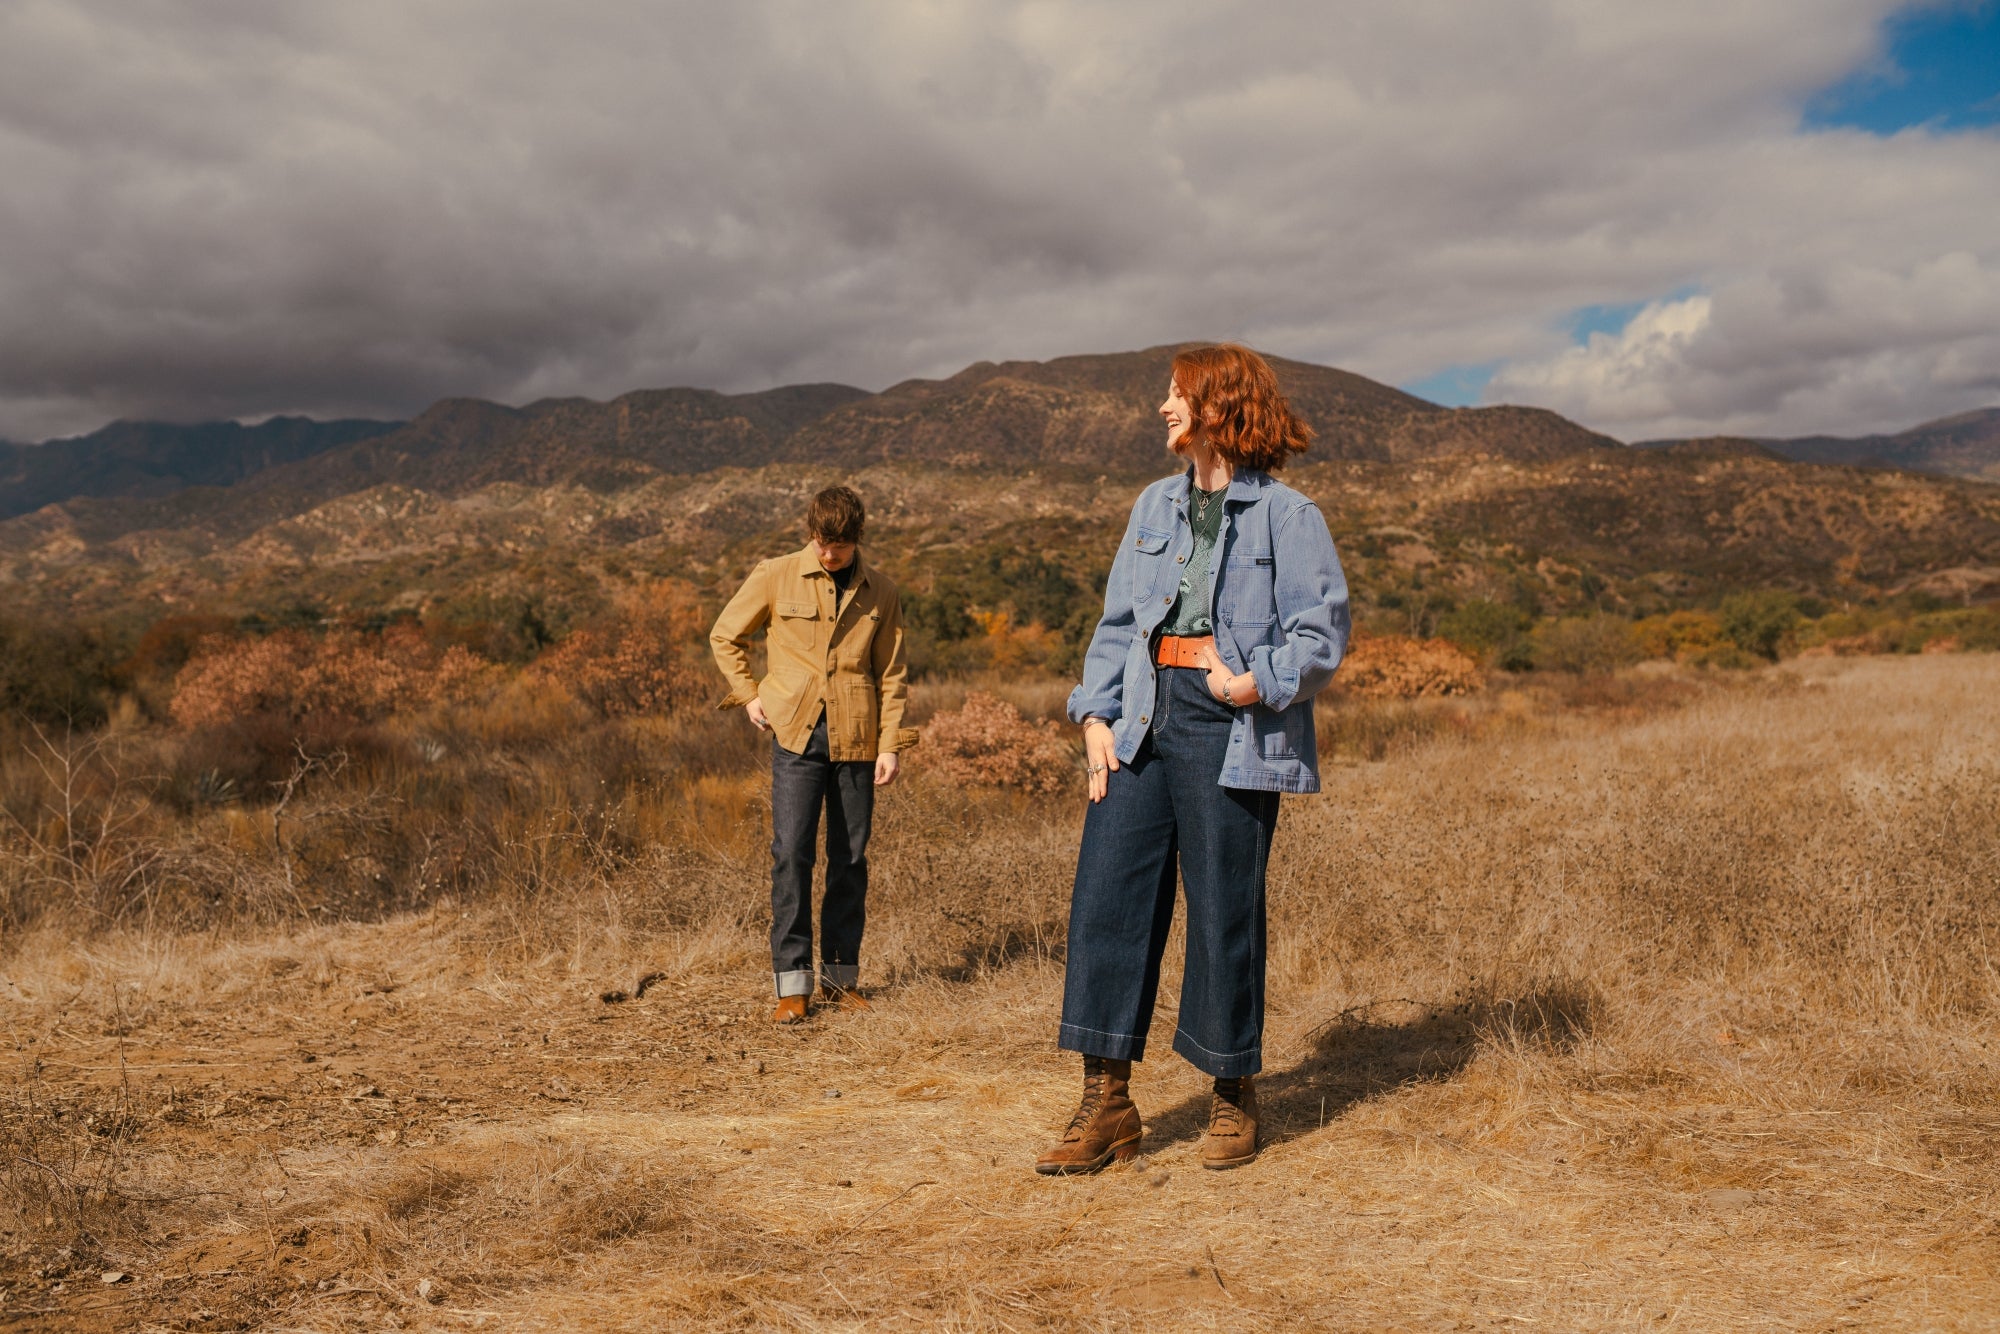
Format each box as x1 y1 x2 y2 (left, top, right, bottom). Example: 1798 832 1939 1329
1195 642 1259 706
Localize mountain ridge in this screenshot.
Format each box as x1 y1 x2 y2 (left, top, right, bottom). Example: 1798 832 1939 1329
1639 407 2000 483
0 416 403 521
3 347 1628 547
5 348 1998 635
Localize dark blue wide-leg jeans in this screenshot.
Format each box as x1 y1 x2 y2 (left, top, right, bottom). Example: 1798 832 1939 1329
1058 667 1281 1078
770 714 875 998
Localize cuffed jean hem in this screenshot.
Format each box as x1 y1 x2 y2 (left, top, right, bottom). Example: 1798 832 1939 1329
775 969 814 999
1172 1029 1262 1078
1058 1023 1147 1063
819 963 859 990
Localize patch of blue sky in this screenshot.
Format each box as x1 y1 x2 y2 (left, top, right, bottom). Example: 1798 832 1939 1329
1805 2 2000 133
1566 301 1649 342
1401 362 1498 407
1565 285 1705 342
1406 289 1704 408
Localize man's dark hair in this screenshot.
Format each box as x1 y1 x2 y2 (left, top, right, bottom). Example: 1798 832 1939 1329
805 485 866 544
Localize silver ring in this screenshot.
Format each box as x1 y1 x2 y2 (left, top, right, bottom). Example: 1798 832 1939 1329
1088 764 1107 774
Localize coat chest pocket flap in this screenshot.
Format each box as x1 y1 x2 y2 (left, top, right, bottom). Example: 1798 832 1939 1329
776 600 818 620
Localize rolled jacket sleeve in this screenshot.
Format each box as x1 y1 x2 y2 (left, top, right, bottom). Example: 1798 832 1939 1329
1066 504 1145 725
1246 500 1349 713
709 559 773 709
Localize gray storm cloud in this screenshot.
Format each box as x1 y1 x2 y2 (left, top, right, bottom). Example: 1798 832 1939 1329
0 0 1994 442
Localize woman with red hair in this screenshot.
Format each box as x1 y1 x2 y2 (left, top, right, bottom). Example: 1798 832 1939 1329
1036 344 1350 1175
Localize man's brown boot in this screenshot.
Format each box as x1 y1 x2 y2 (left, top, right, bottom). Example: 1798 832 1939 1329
816 985 871 1013
1201 1075 1260 1170
771 995 808 1025
1034 1056 1142 1176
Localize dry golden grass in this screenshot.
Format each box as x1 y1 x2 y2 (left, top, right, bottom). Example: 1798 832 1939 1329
3 655 1998 1330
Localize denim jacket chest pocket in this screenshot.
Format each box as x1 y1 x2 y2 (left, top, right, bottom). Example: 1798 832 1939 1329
1130 528 1173 602
1218 551 1276 618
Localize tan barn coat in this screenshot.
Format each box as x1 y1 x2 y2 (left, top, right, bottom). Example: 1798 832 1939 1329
709 545 917 761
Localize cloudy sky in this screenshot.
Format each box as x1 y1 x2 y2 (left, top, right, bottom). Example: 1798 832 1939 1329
2 1 1996 444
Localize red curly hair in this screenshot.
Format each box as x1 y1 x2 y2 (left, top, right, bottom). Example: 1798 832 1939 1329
1171 344 1313 472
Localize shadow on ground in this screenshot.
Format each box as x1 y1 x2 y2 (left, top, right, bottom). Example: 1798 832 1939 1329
1140 986 1598 1151
924 913 1067 984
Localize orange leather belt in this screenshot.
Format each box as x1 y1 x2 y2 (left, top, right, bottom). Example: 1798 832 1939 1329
1154 634 1216 669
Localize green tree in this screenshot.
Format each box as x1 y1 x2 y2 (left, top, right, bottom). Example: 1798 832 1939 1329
0 614 121 725
1719 590 1800 661
1438 600 1532 657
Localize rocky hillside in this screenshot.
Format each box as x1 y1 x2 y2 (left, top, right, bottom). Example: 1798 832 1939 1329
776 346 1614 471
3 349 1997 634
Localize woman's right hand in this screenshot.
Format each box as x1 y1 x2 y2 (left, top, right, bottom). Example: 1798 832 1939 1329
745 697 770 730
1084 719 1119 804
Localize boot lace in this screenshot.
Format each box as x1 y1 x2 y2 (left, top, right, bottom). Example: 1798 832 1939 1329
1209 1078 1247 1135
1065 1058 1111 1137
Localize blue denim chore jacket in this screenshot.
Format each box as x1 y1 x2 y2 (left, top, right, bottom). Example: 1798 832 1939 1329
1067 468 1351 794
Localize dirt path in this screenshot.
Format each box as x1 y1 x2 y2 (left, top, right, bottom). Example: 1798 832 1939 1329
7 909 1998 1331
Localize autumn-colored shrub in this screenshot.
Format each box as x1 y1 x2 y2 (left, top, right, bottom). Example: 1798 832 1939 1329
1632 610 1725 662
1796 634 1880 659
170 626 492 729
1908 607 2000 653
1336 634 1482 698
171 634 308 728
970 609 1064 674
1791 605 2000 658
908 607 1071 678
920 691 1077 794
1531 616 1644 674
522 582 710 719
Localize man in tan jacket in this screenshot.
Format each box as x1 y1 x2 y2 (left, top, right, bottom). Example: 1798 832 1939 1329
710 485 918 1024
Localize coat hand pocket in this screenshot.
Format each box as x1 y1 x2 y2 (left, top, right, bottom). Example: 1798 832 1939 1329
841 679 878 753
757 671 811 732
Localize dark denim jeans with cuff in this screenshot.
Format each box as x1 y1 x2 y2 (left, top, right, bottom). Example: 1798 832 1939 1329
770 713 874 998
1058 667 1281 1078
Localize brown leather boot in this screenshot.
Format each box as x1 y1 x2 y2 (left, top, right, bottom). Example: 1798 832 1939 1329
816 985 871 1013
1201 1075 1259 1169
1034 1056 1142 1176
771 995 808 1025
